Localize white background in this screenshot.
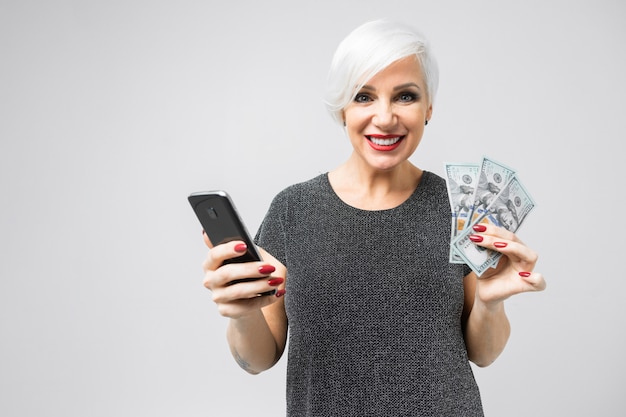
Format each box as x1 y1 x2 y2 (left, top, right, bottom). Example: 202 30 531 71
1 0 624 416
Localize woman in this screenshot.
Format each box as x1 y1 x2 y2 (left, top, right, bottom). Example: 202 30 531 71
202 19 546 416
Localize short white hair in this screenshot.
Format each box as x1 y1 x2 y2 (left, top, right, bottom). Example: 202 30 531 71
324 19 439 125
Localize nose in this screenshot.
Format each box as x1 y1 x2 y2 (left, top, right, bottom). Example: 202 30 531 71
372 101 397 130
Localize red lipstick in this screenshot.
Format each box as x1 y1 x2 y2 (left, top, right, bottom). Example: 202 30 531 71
366 134 404 151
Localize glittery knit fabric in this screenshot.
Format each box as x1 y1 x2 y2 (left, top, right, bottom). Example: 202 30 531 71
255 172 484 416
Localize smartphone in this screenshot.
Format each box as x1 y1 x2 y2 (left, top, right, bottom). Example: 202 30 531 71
188 190 261 264
188 190 274 295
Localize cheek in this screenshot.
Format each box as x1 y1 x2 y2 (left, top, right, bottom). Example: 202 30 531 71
346 125 366 145
344 109 370 132
344 106 366 122
401 115 424 135
402 105 427 121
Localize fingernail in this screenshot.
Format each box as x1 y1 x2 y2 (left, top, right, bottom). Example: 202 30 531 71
494 242 508 248
258 264 276 275
519 271 532 278
267 277 284 286
469 234 483 243
234 243 247 253
472 224 487 232
275 289 286 298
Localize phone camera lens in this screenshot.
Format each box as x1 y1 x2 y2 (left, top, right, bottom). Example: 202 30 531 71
207 207 218 219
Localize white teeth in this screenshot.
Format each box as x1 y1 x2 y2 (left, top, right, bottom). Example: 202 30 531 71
369 136 401 146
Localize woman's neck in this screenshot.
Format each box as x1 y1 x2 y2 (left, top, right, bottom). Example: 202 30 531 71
328 159 423 210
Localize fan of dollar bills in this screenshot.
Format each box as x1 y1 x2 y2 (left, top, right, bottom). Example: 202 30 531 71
444 156 536 277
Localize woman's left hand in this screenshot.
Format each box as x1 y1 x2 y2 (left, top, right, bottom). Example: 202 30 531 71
468 223 546 306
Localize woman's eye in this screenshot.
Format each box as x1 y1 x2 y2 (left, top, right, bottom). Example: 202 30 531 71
354 93 372 103
397 92 418 102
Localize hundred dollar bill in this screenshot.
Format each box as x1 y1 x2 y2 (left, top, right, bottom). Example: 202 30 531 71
451 175 536 276
444 162 480 263
466 157 516 228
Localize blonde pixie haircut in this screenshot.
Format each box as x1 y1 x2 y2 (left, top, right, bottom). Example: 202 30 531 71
324 19 439 125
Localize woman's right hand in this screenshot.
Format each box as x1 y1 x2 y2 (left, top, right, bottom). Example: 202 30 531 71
202 233 286 319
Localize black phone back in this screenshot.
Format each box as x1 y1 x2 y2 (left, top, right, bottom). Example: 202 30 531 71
188 191 261 264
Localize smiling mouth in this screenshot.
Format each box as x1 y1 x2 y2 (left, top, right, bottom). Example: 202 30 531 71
366 135 404 146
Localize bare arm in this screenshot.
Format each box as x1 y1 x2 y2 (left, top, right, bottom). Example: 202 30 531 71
226 293 287 374
203 237 288 374
462 272 510 367
461 224 546 367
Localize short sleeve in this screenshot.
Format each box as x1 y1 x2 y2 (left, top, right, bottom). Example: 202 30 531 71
254 190 289 266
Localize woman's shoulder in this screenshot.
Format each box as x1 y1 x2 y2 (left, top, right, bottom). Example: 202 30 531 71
269 173 330 207
410 170 450 212
420 170 447 194
276 173 328 197
422 169 444 184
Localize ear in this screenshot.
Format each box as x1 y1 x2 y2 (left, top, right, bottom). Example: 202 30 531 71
426 104 433 123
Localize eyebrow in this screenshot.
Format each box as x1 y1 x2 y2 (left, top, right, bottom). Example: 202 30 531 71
360 82 422 91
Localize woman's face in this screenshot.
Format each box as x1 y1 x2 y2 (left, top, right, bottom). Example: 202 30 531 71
342 56 432 172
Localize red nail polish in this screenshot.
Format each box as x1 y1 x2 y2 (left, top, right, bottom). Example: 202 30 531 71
469 234 483 243
519 271 532 278
234 243 247 253
472 224 487 232
275 289 286 298
494 242 508 248
258 265 276 275
267 277 284 286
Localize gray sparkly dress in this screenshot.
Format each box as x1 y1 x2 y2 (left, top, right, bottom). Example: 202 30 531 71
255 171 484 416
